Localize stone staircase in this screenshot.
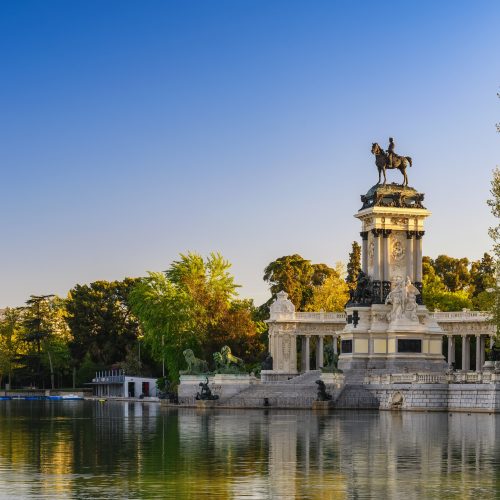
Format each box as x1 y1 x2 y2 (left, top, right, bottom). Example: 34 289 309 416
219 370 343 408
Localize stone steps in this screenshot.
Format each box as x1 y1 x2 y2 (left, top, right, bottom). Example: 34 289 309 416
218 370 341 408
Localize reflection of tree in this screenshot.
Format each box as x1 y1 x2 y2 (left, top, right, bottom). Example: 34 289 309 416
1 405 500 497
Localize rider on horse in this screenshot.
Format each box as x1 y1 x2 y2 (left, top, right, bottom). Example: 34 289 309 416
387 137 395 168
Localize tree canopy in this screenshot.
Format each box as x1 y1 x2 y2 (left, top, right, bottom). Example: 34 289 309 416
130 253 265 382
263 254 342 311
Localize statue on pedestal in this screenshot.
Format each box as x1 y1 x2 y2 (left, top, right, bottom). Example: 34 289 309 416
315 380 332 401
195 377 219 401
386 276 421 324
371 139 412 186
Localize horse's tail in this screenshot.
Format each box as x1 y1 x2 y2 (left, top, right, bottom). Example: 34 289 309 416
406 156 412 167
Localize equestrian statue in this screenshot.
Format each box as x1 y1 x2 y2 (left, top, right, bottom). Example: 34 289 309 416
371 138 412 186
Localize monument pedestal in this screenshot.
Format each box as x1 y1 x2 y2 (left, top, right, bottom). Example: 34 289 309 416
339 183 446 375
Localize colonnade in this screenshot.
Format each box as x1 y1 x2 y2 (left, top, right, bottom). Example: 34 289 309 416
299 335 338 372
446 334 490 372
360 229 424 302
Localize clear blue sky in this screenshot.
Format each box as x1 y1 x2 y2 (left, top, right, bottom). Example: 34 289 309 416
1 0 499 307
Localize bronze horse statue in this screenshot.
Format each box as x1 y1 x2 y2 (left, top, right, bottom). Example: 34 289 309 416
371 143 412 186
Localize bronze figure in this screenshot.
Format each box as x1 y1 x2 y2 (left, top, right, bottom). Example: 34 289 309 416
371 140 412 186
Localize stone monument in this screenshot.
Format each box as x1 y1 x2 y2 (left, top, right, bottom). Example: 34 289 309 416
339 145 446 373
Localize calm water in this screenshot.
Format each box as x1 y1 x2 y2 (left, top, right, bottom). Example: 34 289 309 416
0 402 499 499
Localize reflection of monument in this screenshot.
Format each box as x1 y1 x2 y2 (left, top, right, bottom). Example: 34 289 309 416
340 182 446 373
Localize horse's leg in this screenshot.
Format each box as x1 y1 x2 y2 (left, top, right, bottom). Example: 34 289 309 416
383 166 387 185
378 167 381 184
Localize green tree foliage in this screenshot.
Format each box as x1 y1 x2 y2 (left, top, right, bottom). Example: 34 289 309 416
346 241 361 292
427 255 471 292
304 263 350 312
263 254 338 310
22 295 71 389
422 260 473 311
488 167 500 335
130 253 263 381
66 279 140 368
0 307 25 388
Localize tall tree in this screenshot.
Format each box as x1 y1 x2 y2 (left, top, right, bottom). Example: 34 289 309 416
430 255 471 292
0 307 24 389
422 260 473 312
22 295 70 389
263 254 338 310
346 241 361 292
66 279 140 369
304 263 350 312
487 167 500 335
130 253 263 381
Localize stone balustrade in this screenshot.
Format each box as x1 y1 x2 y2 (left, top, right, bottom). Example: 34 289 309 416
365 368 500 385
269 309 491 324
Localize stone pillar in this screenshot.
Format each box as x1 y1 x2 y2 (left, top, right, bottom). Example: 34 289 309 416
406 231 415 281
372 229 382 280
382 230 392 302
414 231 425 282
301 337 310 372
372 229 383 303
462 335 470 371
360 231 369 274
447 336 454 366
475 335 481 372
316 336 324 368
480 336 486 369
333 335 338 356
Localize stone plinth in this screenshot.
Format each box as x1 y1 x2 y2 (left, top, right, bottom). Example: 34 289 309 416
312 400 333 410
339 183 446 375
196 400 217 410
178 373 255 404
261 370 297 383
320 372 345 388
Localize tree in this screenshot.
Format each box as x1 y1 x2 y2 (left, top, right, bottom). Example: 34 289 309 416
263 255 338 310
22 295 70 389
131 253 265 381
470 253 495 296
304 263 350 312
66 279 141 369
487 167 500 335
422 260 473 312
346 241 361 292
429 255 471 292
0 307 24 389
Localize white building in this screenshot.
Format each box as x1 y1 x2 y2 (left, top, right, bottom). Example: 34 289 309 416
90 370 158 398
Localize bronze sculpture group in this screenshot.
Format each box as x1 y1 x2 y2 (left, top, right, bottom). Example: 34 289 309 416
371 138 412 187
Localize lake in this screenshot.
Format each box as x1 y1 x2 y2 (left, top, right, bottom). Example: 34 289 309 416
0 401 499 499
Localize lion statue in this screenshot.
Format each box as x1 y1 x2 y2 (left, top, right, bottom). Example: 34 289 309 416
181 349 208 374
213 345 244 373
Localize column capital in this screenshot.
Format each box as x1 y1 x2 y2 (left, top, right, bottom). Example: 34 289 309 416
371 228 383 238
360 231 369 240
406 230 416 239
415 231 425 240
382 229 392 238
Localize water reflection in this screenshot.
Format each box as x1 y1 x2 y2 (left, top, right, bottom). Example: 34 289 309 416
0 402 500 499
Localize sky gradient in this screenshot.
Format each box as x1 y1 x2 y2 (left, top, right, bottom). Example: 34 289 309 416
1 0 499 307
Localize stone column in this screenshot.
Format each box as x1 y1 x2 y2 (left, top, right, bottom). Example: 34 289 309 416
360 231 369 274
316 336 324 368
372 229 383 303
382 230 392 301
462 335 470 371
475 335 481 372
447 336 454 366
406 231 415 281
372 229 382 281
414 231 425 282
333 335 338 356
301 336 310 372
480 335 486 369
